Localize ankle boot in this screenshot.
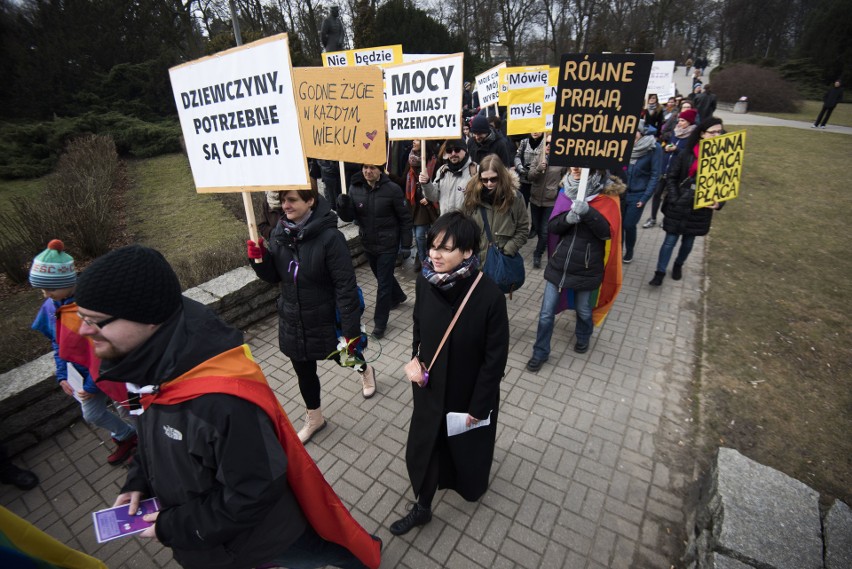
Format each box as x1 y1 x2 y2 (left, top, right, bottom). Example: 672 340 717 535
361 365 377 398
389 502 432 535
297 407 327 444
649 271 665 286
672 263 683 280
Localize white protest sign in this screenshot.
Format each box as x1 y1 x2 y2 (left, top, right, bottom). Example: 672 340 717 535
646 60 675 100
475 62 506 108
385 53 464 141
169 34 309 193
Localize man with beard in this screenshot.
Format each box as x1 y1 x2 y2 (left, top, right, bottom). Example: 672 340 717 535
421 138 478 215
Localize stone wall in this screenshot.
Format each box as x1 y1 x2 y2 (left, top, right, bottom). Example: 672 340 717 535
0 224 363 455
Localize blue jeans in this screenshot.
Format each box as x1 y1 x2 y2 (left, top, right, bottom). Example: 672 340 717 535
532 282 594 360
530 204 553 259
366 251 406 329
80 390 135 441
621 193 646 257
264 525 371 569
413 225 430 263
655 232 696 273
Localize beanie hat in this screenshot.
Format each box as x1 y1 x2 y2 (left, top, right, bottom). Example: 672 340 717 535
76 245 182 324
678 108 698 125
445 138 467 151
470 114 491 134
29 239 76 289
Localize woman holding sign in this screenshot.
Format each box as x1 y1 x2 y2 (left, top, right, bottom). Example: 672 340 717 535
649 118 726 286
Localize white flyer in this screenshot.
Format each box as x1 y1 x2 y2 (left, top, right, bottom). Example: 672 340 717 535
446 411 492 437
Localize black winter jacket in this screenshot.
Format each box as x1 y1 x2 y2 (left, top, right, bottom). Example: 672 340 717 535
467 129 516 167
662 149 724 236
337 172 413 255
101 299 307 569
543 199 612 291
252 197 362 360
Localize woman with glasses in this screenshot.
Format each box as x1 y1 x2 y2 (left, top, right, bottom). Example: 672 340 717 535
463 154 530 269
389 211 509 536
649 118 727 286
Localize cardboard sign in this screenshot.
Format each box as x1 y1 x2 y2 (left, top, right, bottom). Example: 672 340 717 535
505 68 558 135
322 44 403 67
292 66 386 164
384 53 464 140
475 62 506 108
169 34 309 193
498 65 550 106
550 53 654 169
646 60 675 100
695 130 746 209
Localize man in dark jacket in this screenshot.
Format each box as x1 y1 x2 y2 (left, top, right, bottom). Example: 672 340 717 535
467 114 515 167
813 80 843 128
693 84 717 120
337 164 413 338
75 245 380 569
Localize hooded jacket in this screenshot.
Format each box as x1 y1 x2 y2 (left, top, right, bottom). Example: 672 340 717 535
467 172 530 264
337 171 413 255
422 156 477 214
251 197 362 360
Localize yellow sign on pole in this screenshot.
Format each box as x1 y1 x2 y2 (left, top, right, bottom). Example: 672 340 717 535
322 44 403 67
498 65 550 106
292 66 386 164
695 130 746 209
505 68 558 135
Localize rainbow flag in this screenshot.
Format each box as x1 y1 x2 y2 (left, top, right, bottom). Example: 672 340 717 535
547 189 622 326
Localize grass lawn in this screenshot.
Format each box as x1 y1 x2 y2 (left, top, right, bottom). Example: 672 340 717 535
703 125 852 505
752 100 852 127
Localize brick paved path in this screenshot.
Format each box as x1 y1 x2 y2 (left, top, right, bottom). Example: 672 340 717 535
1 224 702 568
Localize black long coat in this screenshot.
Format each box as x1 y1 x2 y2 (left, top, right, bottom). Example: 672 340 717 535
406 271 509 501
251 197 362 361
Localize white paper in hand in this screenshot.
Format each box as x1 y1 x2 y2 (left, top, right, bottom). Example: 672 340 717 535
446 411 492 437
66 363 86 403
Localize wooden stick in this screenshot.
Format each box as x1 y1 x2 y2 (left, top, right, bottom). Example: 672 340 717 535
242 192 262 264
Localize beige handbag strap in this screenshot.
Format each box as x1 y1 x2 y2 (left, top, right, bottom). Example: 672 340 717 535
426 272 483 372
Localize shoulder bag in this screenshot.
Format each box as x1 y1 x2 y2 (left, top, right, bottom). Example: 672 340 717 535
479 207 525 296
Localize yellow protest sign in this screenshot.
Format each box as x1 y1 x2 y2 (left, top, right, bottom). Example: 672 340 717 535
498 65 550 106
322 44 403 67
292 66 386 164
505 68 558 135
695 130 746 209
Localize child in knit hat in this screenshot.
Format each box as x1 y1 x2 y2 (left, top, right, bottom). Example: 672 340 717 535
29 240 138 465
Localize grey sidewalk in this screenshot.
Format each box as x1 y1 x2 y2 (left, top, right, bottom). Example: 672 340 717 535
0 222 702 569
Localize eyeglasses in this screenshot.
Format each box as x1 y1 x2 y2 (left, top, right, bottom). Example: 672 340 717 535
480 176 499 185
447 147 464 154
78 313 119 329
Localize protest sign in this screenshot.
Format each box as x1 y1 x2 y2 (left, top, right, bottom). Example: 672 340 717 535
475 62 506 109
169 34 309 193
498 65 550 106
550 53 654 170
646 60 675 100
695 130 746 209
322 44 403 67
292 66 385 164
385 53 464 140
505 68 558 135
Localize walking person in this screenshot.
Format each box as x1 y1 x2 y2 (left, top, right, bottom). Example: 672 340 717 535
422 139 477 215
337 163 413 339
527 134 566 269
248 188 375 444
649 118 727 286
406 141 439 272
463 154 530 269
526 169 623 371
644 108 698 228
621 122 661 263
514 131 545 208
390 211 509 536
813 80 843 128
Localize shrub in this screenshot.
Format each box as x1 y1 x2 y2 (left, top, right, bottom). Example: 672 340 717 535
712 64 802 112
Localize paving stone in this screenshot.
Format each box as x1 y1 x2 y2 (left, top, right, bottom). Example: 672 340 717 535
825 499 852 569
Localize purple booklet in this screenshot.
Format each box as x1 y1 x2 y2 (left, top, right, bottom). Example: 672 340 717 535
92 498 161 543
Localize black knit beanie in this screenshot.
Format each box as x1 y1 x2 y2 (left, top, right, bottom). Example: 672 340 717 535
76 245 182 324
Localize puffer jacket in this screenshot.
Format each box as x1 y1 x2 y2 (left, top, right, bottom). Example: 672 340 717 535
337 171 413 254
251 197 362 361
662 148 724 236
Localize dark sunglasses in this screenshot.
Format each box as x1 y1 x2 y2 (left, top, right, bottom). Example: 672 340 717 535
447 147 465 154
480 175 499 184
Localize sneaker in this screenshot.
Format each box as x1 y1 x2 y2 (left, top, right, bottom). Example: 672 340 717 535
812 124 818 128
642 218 656 228
820 125 826 129
574 342 589 354
526 357 546 372
389 502 432 536
0 463 39 490
623 252 634 264
361 365 377 398
108 434 138 465
533 256 541 269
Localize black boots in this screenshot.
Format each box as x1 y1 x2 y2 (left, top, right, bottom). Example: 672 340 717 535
649 271 665 286
389 502 432 535
672 263 683 280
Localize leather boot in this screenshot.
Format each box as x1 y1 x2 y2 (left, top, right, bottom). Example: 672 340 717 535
361 365 377 398
672 263 683 280
297 408 327 444
649 271 665 286
389 502 432 535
